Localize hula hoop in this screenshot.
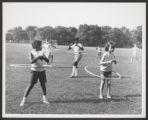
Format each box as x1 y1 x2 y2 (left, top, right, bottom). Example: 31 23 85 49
9 64 74 68
84 65 122 80
10 64 53 68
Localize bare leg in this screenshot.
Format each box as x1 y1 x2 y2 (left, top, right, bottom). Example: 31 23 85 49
51 55 53 63
74 68 78 77
107 79 111 98
20 83 35 106
99 75 105 99
69 66 75 78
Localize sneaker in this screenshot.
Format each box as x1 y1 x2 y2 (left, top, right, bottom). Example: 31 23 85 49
69 75 75 78
43 96 50 105
99 95 103 99
20 98 26 107
43 99 50 105
74 74 77 77
107 95 111 99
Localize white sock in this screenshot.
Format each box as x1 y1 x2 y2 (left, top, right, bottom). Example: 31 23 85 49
21 97 26 102
43 95 46 101
43 95 49 104
74 68 78 76
71 66 75 76
20 97 26 106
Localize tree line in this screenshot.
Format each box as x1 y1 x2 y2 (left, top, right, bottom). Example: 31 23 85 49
6 24 142 48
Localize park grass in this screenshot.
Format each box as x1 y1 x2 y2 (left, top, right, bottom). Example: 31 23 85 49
5 43 142 115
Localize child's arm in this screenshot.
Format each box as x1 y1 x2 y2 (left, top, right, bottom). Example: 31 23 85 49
52 45 56 49
68 46 71 50
75 44 84 51
41 54 49 63
100 54 114 65
68 43 73 50
100 59 111 65
80 46 84 51
29 53 41 64
112 54 117 64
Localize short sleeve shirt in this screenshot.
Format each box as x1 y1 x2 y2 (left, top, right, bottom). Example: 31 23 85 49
29 50 45 72
71 43 83 54
100 52 115 72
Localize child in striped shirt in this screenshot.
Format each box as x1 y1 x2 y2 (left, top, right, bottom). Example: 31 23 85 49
99 41 117 99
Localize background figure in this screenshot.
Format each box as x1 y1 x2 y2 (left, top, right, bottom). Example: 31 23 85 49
96 46 102 61
131 44 139 63
68 37 84 78
43 40 56 65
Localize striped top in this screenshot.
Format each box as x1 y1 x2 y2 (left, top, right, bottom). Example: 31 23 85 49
100 52 116 72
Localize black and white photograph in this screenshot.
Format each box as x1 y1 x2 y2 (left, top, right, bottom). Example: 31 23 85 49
2 2 146 118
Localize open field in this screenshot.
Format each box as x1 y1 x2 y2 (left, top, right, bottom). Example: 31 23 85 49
5 43 142 115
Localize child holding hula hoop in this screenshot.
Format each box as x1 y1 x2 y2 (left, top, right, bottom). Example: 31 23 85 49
20 40 50 106
99 41 117 99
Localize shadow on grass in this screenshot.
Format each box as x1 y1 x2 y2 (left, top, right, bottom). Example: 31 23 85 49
50 93 141 104
74 76 131 79
22 101 46 109
50 75 97 79
21 93 141 109
72 76 97 78
120 76 131 79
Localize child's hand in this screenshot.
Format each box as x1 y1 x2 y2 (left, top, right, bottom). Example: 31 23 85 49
112 59 117 64
107 60 112 64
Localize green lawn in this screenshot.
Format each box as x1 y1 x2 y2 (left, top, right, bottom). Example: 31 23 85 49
5 43 142 115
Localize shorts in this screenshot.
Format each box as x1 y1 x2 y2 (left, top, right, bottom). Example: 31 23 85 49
30 70 47 85
101 71 112 78
74 53 82 63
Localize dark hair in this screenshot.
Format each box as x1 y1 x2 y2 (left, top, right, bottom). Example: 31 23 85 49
75 37 79 42
32 40 42 49
105 41 115 51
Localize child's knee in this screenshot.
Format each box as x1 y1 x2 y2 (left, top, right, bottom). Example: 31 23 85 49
101 74 105 79
100 77 105 83
107 80 111 85
40 81 46 87
28 82 35 88
73 61 78 67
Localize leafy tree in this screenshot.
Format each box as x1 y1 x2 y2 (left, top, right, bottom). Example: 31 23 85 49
55 26 74 45
6 24 142 48
101 26 113 46
130 26 142 48
25 26 37 41
11 27 23 42
6 30 13 42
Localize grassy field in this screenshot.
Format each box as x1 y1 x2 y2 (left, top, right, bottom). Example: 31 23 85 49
5 43 142 115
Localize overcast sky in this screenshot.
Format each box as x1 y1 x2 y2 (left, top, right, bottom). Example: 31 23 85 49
3 2 146 32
